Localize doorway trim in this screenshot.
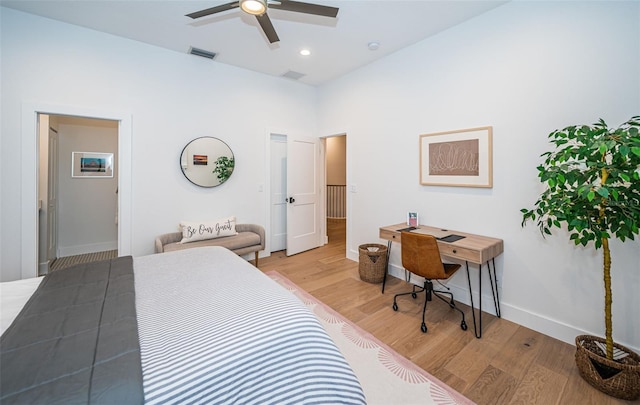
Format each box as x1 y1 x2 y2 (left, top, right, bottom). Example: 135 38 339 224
21 102 132 279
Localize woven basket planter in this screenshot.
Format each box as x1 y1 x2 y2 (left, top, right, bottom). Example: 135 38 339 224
575 335 640 400
358 244 387 284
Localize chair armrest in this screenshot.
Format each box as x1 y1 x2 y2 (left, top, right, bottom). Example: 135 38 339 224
236 223 265 250
155 232 182 253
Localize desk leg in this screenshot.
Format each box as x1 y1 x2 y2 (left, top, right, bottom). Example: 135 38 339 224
488 258 501 318
381 240 392 293
465 261 483 338
466 259 501 338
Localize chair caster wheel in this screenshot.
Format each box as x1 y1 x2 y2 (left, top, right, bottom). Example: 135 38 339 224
461 321 468 331
411 293 417 299
421 323 427 333
392 303 398 311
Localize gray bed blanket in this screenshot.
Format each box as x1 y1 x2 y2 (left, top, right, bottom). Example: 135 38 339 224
0 257 143 404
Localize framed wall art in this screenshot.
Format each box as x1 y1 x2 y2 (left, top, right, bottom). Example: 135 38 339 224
419 126 493 188
193 154 208 165
71 152 114 178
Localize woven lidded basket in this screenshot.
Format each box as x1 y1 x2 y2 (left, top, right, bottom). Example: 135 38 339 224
358 244 387 284
575 335 640 400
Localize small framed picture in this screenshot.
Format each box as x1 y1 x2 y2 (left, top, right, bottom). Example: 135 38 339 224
72 152 114 178
407 212 419 227
193 154 208 165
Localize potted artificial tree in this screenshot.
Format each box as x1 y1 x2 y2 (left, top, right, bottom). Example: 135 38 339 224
521 116 640 400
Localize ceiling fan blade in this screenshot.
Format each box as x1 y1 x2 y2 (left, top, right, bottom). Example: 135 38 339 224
255 13 280 43
186 1 240 19
269 0 338 18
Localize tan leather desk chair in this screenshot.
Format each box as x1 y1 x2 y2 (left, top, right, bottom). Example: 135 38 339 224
392 231 468 333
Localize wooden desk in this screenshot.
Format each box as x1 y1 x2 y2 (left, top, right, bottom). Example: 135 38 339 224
379 223 504 338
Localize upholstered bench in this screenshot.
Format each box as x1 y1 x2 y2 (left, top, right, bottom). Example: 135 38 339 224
155 223 265 267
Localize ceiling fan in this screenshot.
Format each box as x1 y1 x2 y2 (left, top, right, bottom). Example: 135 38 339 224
186 0 339 44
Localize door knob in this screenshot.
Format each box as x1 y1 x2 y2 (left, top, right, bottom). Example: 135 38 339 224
287 197 296 203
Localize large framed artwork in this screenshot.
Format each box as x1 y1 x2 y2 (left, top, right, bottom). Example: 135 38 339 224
71 152 114 178
419 126 493 188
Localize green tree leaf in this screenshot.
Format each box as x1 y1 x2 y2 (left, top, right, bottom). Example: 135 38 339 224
597 188 610 198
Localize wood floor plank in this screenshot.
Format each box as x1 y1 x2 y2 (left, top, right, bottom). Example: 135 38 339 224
489 326 543 381
533 334 577 376
411 321 474 373
465 365 519 404
432 368 470 397
507 363 567 405
444 343 494 386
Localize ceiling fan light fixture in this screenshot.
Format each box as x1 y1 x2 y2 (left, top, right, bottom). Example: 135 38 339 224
240 0 267 15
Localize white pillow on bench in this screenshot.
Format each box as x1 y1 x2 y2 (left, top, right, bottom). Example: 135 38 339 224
179 216 237 244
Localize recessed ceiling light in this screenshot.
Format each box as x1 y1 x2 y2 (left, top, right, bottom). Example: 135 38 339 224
300 49 311 56
368 42 380 51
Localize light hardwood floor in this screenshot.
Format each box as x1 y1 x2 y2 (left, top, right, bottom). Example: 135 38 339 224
258 219 635 405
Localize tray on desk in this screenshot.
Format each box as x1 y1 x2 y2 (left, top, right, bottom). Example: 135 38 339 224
398 227 466 243
438 234 466 243
411 228 451 239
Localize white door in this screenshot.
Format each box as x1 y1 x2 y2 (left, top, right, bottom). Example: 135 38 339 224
47 127 59 263
286 135 321 256
270 135 287 252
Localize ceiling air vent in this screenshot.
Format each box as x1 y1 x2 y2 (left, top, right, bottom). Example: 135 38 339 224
281 70 306 80
188 47 217 60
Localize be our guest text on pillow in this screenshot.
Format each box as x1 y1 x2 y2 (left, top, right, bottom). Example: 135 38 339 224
179 216 237 244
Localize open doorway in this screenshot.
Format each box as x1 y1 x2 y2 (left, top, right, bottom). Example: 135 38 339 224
37 114 119 275
21 102 132 280
266 132 346 257
325 135 346 245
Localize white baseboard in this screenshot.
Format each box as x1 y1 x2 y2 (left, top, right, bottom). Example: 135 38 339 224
58 241 117 258
38 261 49 275
501 302 640 354
346 252 640 354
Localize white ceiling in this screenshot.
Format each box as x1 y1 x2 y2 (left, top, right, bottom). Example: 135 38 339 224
1 0 507 86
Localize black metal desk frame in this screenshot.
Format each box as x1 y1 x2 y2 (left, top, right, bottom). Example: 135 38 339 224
381 239 502 338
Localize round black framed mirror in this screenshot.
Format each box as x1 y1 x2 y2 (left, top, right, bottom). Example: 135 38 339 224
180 137 235 188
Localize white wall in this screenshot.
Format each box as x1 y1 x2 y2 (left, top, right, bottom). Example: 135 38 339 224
57 117 118 257
317 1 640 351
1 7 317 281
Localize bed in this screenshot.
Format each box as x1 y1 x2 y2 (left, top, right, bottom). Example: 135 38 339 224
0 247 366 404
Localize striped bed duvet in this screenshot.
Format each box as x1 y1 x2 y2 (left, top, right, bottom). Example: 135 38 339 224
134 246 366 404
1 246 365 404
